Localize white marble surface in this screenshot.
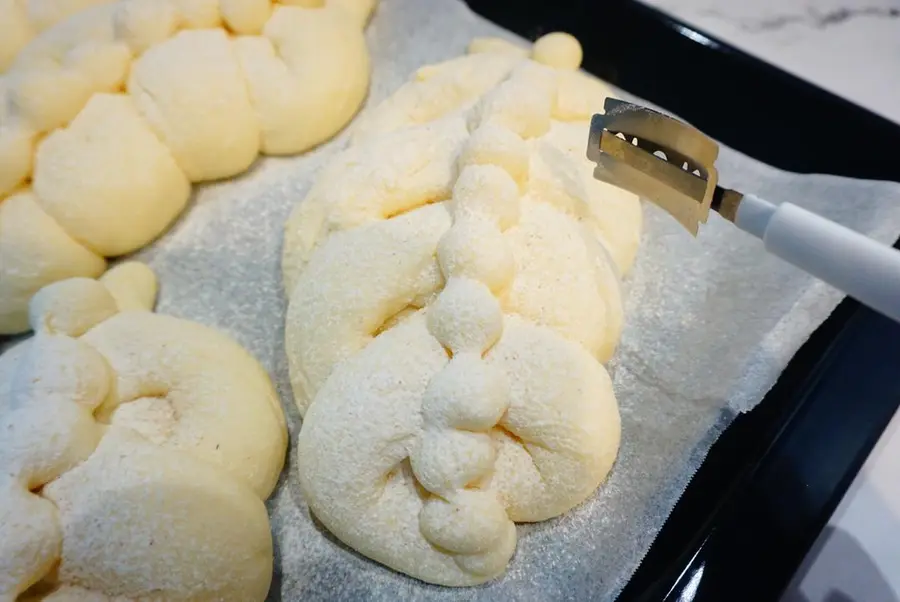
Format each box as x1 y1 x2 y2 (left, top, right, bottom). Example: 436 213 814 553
636 0 900 600
641 0 900 124
785 415 900 602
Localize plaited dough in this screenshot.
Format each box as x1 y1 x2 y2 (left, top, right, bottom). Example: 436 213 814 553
0 189 106 332
128 29 259 182
0 0 115 71
0 0 378 334
0 264 287 600
235 2 370 154
33 92 191 255
283 33 641 585
97 260 157 311
44 427 274 601
0 1 35 72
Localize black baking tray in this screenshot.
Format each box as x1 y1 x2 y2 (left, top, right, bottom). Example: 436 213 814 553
464 0 900 600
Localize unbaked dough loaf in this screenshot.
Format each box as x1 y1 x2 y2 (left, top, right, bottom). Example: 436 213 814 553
0 0 116 71
0 0 377 334
282 33 641 585
0 263 287 600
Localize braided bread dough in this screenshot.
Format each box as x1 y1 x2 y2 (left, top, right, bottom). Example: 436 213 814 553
282 33 641 585
0 263 287 600
0 0 377 334
0 0 116 70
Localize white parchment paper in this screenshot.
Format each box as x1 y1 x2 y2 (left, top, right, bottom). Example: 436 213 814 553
4 0 900 599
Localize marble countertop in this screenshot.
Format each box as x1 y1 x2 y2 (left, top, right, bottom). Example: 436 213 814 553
637 1 900 600
641 0 900 124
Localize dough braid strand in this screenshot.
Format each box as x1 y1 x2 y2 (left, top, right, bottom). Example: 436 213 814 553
412 63 558 578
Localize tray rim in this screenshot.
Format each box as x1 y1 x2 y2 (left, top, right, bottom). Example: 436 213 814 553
462 0 900 599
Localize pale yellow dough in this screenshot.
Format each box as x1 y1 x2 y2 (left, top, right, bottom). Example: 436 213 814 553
0 189 106 332
0 0 378 334
282 34 641 586
0 0 116 71
34 93 191 256
0 264 287 601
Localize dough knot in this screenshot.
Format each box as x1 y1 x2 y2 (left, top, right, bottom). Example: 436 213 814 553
0 0 378 334
286 32 637 586
0 267 286 600
412 114 533 575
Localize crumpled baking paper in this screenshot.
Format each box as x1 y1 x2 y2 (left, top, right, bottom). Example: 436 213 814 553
3 0 899 599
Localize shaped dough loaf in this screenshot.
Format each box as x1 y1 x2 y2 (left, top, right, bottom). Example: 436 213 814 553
282 33 641 586
0 0 116 71
0 0 376 334
0 263 287 601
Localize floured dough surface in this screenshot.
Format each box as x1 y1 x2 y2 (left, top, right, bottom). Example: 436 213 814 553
0 0 377 334
0 264 287 601
282 33 641 585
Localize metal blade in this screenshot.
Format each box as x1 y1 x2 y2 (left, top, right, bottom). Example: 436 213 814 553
587 99 721 235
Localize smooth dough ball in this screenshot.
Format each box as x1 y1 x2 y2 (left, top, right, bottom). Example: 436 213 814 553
8 333 112 413
24 0 117 32
62 39 131 93
531 32 582 70
450 164 521 229
421 352 509 431
0 482 61 600
235 4 369 155
84 312 288 498
7 65 94 133
458 123 530 190
0 0 35 71
220 0 271 33
419 490 512 555
12 4 120 72
486 318 621 521
112 0 178 54
427 277 504 355
28 277 119 336
33 93 191 256
437 219 515 293
0 120 35 198
174 0 222 28
0 336 110 601
99 261 158 311
454 522 518 579
327 0 378 27
410 428 495 495
128 29 260 182
0 0 116 71
43 427 274 602
0 190 106 335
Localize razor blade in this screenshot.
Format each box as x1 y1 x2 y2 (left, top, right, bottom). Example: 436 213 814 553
585 98 900 325
586 98 743 235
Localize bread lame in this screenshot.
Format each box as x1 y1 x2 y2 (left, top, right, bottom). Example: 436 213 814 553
587 98 900 324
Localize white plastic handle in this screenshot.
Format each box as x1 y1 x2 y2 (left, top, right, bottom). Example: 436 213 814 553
735 194 900 324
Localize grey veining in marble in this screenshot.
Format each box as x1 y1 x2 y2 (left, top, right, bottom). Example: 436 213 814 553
639 0 900 123
697 2 900 32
